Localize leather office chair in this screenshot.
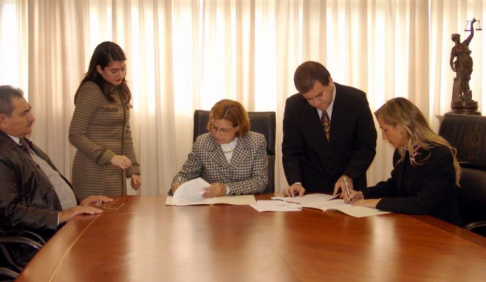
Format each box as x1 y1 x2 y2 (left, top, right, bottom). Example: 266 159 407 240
438 114 486 236
0 229 45 277
193 110 276 193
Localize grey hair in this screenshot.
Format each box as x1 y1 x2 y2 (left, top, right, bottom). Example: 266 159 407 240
0 85 24 117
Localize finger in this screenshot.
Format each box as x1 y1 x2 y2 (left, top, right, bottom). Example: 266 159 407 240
298 188 305 197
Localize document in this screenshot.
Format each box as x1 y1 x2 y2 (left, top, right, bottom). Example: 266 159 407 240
172 177 209 202
273 193 390 218
166 195 256 206
250 200 302 212
271 193 339 204
301 199 390 218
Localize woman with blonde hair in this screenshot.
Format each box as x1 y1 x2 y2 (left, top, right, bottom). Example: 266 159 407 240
170 99 268 197
345 97 462 225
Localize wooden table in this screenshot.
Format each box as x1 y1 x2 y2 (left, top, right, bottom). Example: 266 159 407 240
17 195 486 282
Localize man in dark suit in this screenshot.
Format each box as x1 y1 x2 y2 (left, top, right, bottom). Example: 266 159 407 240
0 85 111 241
282 61 377 196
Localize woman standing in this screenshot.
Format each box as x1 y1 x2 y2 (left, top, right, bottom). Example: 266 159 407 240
70 41 141 199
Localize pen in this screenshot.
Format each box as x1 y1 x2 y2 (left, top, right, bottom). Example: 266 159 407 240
343 177 351 200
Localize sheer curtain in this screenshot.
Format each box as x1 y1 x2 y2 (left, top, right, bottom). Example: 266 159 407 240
1 0 485 195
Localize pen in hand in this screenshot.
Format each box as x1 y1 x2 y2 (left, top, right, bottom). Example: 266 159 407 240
343 177 352 203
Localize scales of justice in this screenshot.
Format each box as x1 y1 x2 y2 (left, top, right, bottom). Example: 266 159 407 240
450 18 482 115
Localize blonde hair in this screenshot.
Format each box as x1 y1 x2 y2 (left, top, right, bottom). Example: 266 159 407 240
207 99 250 137
375 97 461 186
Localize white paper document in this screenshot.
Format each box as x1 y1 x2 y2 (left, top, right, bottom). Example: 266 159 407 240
271 193 339 204
173 177 209 202
250 200 302 212
301 199 390 218
167 178 256 206
166 195 256 206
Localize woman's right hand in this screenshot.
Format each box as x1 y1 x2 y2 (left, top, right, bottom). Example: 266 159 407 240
111 155 132 170
171 182 181 194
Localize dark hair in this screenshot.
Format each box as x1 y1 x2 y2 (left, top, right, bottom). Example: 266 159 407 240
294 61 331 94
207 99 250 137
75 41 131 104
0 85 24 116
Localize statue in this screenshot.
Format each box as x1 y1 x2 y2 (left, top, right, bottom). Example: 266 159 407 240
449 18 481 115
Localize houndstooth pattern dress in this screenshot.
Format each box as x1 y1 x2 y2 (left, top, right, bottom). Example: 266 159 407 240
171 132 268 195
69 82 140 199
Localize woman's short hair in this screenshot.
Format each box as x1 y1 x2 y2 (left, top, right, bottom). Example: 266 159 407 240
207 99 250 137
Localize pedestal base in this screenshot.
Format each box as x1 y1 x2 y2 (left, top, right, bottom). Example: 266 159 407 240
450 100 481 115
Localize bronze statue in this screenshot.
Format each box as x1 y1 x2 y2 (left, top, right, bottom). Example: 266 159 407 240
449 18 481 115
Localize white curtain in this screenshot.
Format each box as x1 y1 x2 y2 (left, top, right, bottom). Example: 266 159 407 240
1 0 485 195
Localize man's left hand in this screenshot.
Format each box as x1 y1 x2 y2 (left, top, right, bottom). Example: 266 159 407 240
80 195 114 207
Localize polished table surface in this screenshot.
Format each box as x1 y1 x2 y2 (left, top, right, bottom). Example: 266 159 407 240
17 194 486 282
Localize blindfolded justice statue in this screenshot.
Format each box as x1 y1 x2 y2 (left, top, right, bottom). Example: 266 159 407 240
450 18 481 115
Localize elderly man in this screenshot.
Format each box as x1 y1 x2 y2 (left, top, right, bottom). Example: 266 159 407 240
0 85 112 241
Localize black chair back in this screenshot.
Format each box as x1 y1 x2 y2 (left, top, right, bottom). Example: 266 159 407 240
193 110 276 193
439 114 486 230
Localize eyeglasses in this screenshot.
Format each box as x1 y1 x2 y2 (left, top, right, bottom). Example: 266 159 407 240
210 125 234 135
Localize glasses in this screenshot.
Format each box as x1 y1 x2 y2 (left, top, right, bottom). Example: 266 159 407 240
210 125 234 135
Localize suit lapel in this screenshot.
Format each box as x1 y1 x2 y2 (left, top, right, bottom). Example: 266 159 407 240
230 136 249 168
207 137 230 169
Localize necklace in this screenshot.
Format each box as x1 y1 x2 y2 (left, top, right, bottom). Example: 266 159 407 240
223 148 234 154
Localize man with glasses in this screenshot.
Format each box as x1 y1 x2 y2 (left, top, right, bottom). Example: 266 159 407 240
169 99 268 197
0 85 112 241
282 61 377 197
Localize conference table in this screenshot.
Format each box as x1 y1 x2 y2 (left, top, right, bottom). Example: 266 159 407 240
17 194 486 282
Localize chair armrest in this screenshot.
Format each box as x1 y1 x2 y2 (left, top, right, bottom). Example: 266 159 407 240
465 221 486 236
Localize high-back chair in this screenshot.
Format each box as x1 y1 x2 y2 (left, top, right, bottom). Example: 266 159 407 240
438 113 486 236
193 110 276 193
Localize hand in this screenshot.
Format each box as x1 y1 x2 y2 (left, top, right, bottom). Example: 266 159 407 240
283 183 305 197
202 183 226 198
58 205 104 224
111 155 132 170
352 198 381 209
171 182 181 194
80 195 113 207
333 175 353 198
344 190 363 204
131 174 141 190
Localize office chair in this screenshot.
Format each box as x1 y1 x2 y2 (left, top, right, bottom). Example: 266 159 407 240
438 113 486 236
193 110 276 193
0 229 45 275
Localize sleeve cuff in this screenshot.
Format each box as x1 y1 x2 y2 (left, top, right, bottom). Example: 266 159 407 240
97 149 116 166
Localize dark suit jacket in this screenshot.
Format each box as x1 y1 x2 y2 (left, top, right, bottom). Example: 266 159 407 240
282 83 377 193
0 130 70 239
362 146 462 226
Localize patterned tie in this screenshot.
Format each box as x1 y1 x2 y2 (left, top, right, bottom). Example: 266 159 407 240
320 111 331 142
20 138 34 156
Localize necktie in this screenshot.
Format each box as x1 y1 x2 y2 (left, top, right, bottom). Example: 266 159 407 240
20 138 34 156
320 111 331 142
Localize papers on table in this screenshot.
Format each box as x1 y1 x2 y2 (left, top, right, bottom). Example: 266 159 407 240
166 195 256 206
173 177 209 202
167 178 256 206
250 200 302 212
273 193 390 218
301 199 390 218
271 193 340 204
